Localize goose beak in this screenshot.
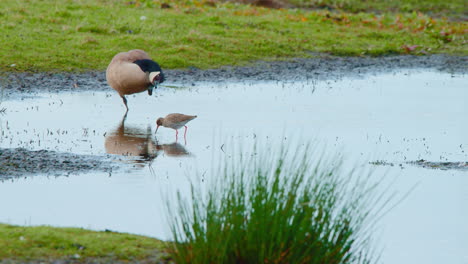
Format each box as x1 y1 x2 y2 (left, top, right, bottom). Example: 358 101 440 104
153 80 160 89
148 86 154 96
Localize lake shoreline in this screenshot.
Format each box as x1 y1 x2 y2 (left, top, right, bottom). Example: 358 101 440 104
3 55 466 101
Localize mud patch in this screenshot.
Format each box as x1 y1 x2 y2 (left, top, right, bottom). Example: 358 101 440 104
1 55 466 100
168 54 467 83
0 148 118 180
370 160 468 171
407 160 468 171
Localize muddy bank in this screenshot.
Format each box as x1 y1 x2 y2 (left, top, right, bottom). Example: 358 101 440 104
2 55 466 100
0 148 119 180
168 54 467 83
408 160 468 171
371 160 468 171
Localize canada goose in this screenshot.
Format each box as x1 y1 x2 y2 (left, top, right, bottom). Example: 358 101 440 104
155 113 197 141
106 49 165 111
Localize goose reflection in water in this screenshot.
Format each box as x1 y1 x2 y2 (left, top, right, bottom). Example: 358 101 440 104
104 116 159 164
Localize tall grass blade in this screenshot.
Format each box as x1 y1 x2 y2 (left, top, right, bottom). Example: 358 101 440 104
166 143 389 264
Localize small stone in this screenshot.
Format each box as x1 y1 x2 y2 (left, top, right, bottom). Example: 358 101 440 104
140 16 147 21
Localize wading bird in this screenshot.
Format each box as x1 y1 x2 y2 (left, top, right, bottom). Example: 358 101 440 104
106 49 165 111
155 113 197 142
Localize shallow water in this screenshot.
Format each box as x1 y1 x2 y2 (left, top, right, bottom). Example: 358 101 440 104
0 70 467 264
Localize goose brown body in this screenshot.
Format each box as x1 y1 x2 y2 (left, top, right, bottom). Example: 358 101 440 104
106 49 164 110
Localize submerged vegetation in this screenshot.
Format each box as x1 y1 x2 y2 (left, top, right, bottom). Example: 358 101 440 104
0 0 466 72
0 224 168 262
167 145 388 263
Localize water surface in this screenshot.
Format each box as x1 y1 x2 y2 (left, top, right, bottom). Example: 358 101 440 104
0 70 467 264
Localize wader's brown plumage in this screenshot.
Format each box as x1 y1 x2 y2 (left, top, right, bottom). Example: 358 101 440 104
155 113 197 141
106 49 164 111
156 142 190 157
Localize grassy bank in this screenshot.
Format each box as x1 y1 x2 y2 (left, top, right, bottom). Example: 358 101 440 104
0 0 466 72
0 224 168 263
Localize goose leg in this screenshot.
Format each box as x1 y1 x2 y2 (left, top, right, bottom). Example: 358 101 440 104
119 111 128 131
175 130 179 142
121 96 129 112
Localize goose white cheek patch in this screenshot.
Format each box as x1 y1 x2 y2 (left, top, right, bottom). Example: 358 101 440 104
149 71 161 86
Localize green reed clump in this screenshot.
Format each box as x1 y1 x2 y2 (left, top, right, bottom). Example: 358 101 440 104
167 145 386 264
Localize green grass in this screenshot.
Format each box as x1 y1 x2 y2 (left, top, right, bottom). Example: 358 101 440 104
289 0 467 19
0 224 168 262
167 145 388 263
0 0 466 72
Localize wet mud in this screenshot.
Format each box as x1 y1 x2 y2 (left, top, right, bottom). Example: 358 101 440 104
407 160 468 171
2 55 466 100
371 160 468 171
0 148 118 180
